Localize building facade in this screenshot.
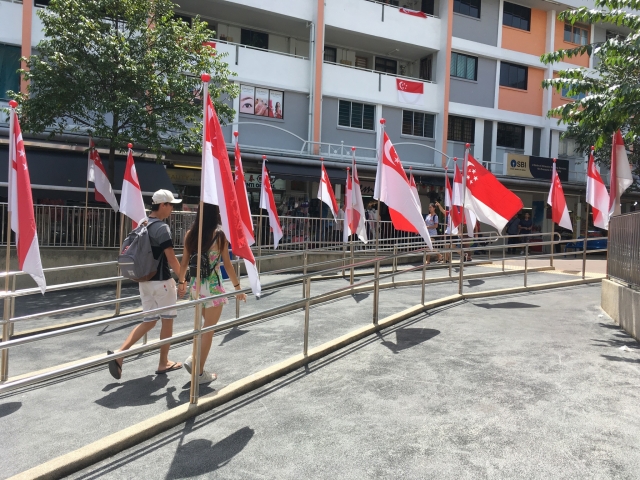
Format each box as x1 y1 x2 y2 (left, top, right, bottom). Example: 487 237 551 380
0 0 637 235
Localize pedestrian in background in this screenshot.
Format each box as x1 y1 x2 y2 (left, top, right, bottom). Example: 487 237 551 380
425 203 443 264
506 213 520 254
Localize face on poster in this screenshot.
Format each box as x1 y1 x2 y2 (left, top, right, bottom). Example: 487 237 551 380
269 90 284 119
254 87 269 116
239 85 255 114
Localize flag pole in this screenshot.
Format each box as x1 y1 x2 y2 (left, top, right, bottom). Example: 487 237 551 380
458 146 470 295
375 119 385 257
2 100 17 381
444 163 451 274
84 139 91 250
319 157 324 248
347 167 354 285
190 74 210 404
550 158 556 268
582 201 590 280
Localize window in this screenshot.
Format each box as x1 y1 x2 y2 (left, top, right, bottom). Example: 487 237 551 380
450 52 477 81
338 100 375 130
454 0 481 18
564 23 588 45
324 46 337 63
355 56 368 69
420 56 433 81
34 0 50 6
448 116 475 143
500 62 527 90
241 29 269 50
561 86 586 100
559 137 579 157
374 57 397 74
503 2 530 31
402 111 435 138
497 123 525 149
421 0 435 16
0 44 21 101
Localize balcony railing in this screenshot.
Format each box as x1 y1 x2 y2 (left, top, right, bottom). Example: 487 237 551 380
363 0 438 19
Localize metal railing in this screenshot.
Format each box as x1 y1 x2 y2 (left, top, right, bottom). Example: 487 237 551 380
608 211 640 288
364 0 440 19
0 231 605 395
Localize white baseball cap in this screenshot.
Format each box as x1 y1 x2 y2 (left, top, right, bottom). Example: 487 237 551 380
152 189 182 204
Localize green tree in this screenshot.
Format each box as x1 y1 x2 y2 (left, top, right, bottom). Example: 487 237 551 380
541 0 640 176
10 0 237 181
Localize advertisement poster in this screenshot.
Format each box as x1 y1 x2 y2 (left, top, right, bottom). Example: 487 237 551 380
269 90 284 119
254 87 269 117
239 85 255 114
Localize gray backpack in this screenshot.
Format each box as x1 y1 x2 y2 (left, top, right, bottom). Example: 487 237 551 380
118 219 161 282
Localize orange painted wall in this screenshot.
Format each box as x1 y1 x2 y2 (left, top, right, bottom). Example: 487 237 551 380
498 67 545 116
501 9 547 57
554 19 590 67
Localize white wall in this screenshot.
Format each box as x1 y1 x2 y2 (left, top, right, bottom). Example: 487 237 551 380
0 2 22 46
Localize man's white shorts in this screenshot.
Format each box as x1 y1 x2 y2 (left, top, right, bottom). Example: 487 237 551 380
139 279 178 322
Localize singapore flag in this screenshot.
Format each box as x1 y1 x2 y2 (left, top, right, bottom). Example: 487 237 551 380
396 79 424 105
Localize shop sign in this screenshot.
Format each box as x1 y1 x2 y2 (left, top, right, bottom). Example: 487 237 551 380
244 173 286 190
505 153 569 182
166 168 201 186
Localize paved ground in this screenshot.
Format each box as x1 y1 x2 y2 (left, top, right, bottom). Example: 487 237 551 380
57 282 640 480
0 264 618 478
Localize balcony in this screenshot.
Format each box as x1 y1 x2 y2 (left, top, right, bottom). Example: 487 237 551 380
216 41 310 93
180 0 314 22
325 0 441 50
322 61 438 112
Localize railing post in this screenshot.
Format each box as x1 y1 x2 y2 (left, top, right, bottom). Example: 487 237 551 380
235 260 241 319
350 239 354 285
421 251 426 305
373 260 380 325
302 250 308 297
342 242 346 278
502 237 505 272
1 274 13 382
9 274 15 337
458 235 464 295
303 277 311 356
582 204 589 280
524 244 529 287
392 243 398 286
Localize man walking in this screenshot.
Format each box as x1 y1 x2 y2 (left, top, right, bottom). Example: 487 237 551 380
506 213 520 254
108 190 183 379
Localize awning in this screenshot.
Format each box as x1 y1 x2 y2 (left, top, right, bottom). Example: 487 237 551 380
263 162 346 182
0 146 176 201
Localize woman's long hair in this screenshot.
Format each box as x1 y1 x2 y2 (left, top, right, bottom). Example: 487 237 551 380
185 203 226 254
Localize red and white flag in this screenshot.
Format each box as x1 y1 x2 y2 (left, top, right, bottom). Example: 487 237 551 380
88 140 119 213
399 7 428 18
444 172 458 235
586 149 610 230
396 79 424 105
203 94 260 296
464 153 523 232
608 130 634 218
452 163 474 236
259 158 283 249
317 163 339 222
409 169 421 214
378 132 432 248
119 147 147 228
547 160 572 231
344 168 354 243
8 108 46 293
351 157 368 243
233 139 255 245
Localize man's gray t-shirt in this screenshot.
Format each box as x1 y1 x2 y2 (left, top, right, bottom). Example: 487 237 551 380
147 219 173 281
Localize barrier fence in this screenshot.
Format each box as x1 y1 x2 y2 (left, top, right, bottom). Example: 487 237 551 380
608 211 640 288
0 231 606 394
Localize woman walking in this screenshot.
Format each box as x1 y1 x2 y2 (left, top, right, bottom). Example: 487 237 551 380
425 203 443 264
177 203 246 384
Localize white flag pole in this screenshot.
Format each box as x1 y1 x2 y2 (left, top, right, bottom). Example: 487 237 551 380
375 118 386 256
84 138 92 250
319 157 324 246
2 100 17 381
190 73 210 404
458 144 470 295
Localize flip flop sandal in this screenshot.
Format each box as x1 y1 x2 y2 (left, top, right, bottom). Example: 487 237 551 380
156 362 183 375
107 350 122 380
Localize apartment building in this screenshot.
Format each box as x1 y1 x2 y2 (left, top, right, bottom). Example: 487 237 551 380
0 0 637 234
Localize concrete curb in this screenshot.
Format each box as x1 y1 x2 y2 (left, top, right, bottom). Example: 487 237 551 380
10 294 462 480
